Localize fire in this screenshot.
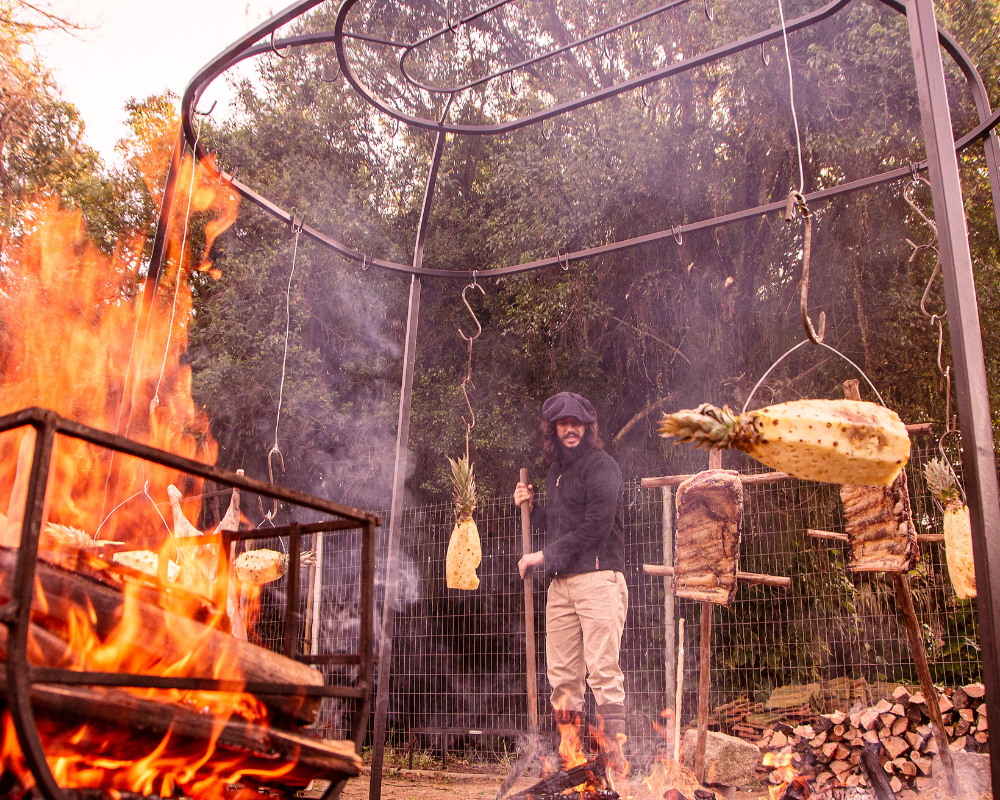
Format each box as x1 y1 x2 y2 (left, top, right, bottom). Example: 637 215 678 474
0 106 304 797
763 751 808 800
551 701 631 798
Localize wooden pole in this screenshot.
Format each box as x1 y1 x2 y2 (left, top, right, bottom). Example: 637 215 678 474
841 380 959 793
673 617 685 763
520 468 539 737
695 449 722 784
643 564 791 589
662 487 676 715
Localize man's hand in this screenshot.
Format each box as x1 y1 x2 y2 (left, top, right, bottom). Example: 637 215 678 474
513 481 533 512
518 550 544 579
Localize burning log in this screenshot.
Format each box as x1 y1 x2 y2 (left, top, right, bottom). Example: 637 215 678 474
0 547 324 724
0 664 360 778
508 753 617 800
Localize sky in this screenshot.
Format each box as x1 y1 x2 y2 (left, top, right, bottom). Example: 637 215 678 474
35 0 284 163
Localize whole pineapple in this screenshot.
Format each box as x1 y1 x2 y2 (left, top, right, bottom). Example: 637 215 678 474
446 456 482 591
234 548 317 585
658 399 910 487
924 458 976 599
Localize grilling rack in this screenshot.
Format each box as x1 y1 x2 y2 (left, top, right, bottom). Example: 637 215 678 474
0 406 379 800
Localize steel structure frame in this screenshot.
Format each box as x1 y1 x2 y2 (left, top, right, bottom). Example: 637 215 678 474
0 407 379 800
148 0 1000 796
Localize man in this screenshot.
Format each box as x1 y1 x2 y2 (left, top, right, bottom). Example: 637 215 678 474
513 391 628 769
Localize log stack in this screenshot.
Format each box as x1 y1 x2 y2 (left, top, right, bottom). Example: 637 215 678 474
755 683 987 798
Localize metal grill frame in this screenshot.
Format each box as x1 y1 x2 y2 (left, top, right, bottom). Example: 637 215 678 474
0 406 380 800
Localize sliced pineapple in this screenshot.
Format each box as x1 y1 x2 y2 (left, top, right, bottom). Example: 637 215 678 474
658 399 910 487
924 458 976 599
446 456 481 591
234 548 317 585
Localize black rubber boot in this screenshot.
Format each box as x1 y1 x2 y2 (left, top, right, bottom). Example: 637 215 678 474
596 703 628 773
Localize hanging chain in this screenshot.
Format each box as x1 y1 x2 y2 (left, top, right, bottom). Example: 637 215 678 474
458 273 485 461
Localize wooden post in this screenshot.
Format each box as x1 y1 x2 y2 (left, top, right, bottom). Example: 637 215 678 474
520 468 539 737
673 617 685 763
842 380 959 793
663 487 676 714
695 449 722 783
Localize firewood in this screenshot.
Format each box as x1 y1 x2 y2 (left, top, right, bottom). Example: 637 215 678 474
889 776 904 793
873 699 893 714
893 686 911 701
950 735 967 751
911 755 933 776
977 711 988 731
904 731 923 750
952 687 970 710
938 694 954 714
829 710 848 725
904 704 923 725
891 716 909 737
842 726 858 741
909 692 926 705
884 736 909 759
862 730 881 745
954 720 971 737
964 683 985 699
810 731 828 747
0 547 324 723
830 760 852 777
974 731 989 744
859 708 881 729
890 703 906 716
894 758 917 777
878 713 895 728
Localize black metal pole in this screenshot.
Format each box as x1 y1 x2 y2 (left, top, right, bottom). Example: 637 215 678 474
369 129 447 800
904 0 1000 794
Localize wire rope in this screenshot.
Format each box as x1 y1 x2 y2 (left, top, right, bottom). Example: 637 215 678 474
776 0 805 194
151 116 205 414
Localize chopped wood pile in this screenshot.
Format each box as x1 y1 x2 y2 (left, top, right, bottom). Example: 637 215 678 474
755 683 987 798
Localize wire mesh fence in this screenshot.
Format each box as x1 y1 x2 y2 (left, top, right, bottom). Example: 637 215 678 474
250 431 980 767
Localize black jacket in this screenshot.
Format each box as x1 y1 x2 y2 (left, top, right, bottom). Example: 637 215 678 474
530 443 625 576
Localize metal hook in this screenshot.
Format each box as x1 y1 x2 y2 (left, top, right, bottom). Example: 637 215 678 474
258 444 285 522
289 215 305 234
445 0 460 32
270 30 290 58
559 252 571 271
784 189 824 345
540 119 554 140
704 0 715 21
760 41 770 65
361 253 371 271
194 100 218 117
904 174 938 250
321 58 341 83
639 83 652 109
218 164 238 186
459 281 486 341
388 117 401 137
670 223 683 245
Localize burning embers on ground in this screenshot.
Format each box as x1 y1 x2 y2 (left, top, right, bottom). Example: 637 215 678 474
0 131 359 797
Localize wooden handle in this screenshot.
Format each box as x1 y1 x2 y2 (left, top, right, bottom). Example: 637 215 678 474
642 563 792 590
519 468 539 735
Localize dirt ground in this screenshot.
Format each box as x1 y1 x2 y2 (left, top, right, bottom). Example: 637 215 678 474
309 767 770 800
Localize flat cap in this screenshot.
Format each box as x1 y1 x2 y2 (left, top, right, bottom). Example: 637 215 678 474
542 392 598 423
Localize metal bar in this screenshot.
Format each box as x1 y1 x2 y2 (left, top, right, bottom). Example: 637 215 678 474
28 668 365 699
351 518 378 749
0 408 378 524
904 1 1000 794
284 522 302 658
3 416 68 800
369 128 446 800
297 654 362 666
695 601 712 784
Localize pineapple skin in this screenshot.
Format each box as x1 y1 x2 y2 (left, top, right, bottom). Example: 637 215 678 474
737 400 910 486
235 549 287 585
446 516 481 591
944 502 977 600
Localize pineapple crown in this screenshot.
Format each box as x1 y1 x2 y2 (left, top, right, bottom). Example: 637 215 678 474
657 403 740 449
448 455 477 520
923 458 963 505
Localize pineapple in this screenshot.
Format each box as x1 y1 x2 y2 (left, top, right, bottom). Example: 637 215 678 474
234 548 317 585
924 458 976 599
445 456 482 591
113 550 181 583
658 399 910 487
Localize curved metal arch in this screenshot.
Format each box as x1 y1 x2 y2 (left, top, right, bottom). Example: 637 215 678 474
168 0 1000 288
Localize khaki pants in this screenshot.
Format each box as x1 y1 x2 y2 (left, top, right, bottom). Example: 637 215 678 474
546 571 628 711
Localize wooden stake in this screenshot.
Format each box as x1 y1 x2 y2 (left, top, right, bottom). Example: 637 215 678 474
520 468 539 738
674 617 685 763
642 564 791 589
696 601 712 784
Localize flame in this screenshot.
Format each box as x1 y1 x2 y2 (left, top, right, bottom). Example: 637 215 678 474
763 751 802 799
0 109 312 796
551 700 632 798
